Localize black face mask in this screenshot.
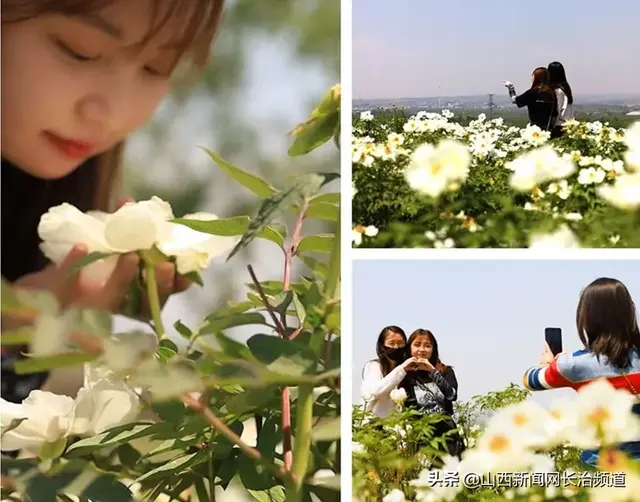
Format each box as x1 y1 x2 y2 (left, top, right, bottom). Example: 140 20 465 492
381 346 406 363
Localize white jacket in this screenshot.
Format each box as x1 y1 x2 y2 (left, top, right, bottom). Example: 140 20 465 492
361 360 407 418
555 88 574 126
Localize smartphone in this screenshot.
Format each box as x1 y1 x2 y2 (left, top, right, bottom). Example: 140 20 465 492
545 327 563 356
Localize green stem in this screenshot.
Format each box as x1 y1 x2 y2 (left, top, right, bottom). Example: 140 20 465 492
288 384 314 502
323 212 341 300
143 258 165 339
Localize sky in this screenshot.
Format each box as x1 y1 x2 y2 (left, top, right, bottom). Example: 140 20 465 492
352 259 640 410
353 0 640 99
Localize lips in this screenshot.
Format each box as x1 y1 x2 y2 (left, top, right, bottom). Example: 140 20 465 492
44 132 98 160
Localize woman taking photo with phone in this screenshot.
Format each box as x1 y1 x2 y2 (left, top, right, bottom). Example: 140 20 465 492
361 325 418 418
504 67 558 131
547 61 575 139
400 329 464 458
523 277 640 466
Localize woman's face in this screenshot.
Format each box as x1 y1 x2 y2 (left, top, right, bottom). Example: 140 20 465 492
1 0 188 179
383 331 405 349
410 336 433 360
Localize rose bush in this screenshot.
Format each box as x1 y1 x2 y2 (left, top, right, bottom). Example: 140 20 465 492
1 86 341 502
352 111 640 248
353 381 640 502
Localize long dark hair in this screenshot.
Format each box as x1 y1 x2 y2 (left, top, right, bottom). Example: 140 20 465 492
548 61 574 105
363 325 407 377
577 277 640 369
405 329 449 373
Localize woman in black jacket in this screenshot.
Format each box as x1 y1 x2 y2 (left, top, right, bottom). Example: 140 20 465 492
504 67 558 131
400 329 464 458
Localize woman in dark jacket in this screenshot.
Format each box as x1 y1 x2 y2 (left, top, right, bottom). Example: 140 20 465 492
400 329 464 458
504 67 558 131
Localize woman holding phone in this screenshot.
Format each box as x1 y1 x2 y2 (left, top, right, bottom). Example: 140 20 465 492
523 277 640 466
503 67 558 131
400 329 464 458
361 325 418 418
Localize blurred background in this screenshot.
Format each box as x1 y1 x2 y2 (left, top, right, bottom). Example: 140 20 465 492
45 2 340 498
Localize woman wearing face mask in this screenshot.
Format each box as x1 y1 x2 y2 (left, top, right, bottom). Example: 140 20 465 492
523 278 640 467
400 329 464 458
361 325 418 418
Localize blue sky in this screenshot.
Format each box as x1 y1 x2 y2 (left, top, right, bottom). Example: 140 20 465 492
353 0 640 98
352 259 640 409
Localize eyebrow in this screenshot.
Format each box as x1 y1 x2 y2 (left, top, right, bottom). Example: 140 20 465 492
76 13 183 50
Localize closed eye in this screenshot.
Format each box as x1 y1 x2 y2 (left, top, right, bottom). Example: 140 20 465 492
53 37 100 62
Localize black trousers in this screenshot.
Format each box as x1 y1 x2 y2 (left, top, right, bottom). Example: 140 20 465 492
550 125 564 139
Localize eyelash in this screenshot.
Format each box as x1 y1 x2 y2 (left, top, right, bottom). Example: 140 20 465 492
53 37 168 78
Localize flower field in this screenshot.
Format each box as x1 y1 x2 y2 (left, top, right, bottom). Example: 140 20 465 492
352 110 640 248
352 381 640 502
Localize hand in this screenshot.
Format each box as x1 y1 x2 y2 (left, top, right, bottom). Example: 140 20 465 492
539 342 555 365
14 244 140 313
503 80 513 87
416 358 436 372
402 357 419 371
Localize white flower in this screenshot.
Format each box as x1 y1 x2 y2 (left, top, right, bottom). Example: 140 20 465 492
38 197 233 282
364 225 379 237
0 391 76 454
485 400 551 448
598 172 640 209
546 179 571 199
360 111 374 121
352 441 366 455
578 167 606 185
405 140 470 197
507 146 575 191
390 388 407 405
71 364 140 436
462 426 538 474
521 125 550 146
352 228 363 247
157 213 236 274
564 212 583 221
568 379 640 448
382 489 407 502
529 225 580 249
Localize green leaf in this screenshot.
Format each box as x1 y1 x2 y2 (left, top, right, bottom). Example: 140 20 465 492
182 270 204 287
239 418 280 490
14 352 97 374
116 443 141 468
195 479 210 501
298 256 328 281
257 225 286 248
213 332 255 360
226 387 279 416
309 193 340 205
202 147 277 198
39 437 67 460
66 252 113 277
247 334 317 376
247 486 286 502
292 292 306 324
1 327 33 346
66 423 169 456
201 312 266 335
80 475 133 502
173 215 250 236
174 320 192 339
133 452 200 483
1 418 27 438
156 339 178 361
289 113 339 157
312 417 340 442
227 184 301 260
297 234 335 254
305 202 339 221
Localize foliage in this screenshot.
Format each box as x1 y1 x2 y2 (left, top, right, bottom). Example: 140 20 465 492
352 382 640 502
352 111 640 248
1 87 341 502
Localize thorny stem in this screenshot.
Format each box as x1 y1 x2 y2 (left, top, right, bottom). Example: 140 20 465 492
289 384 314 502
283 199 309 329
143 258 166 339
181 393 289 482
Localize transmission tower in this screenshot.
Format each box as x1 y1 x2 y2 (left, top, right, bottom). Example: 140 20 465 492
488 93 495 119
438 86 442 110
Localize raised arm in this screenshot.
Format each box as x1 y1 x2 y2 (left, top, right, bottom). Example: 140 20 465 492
431 366 458 401
523 352 575 391
361 360 408 403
